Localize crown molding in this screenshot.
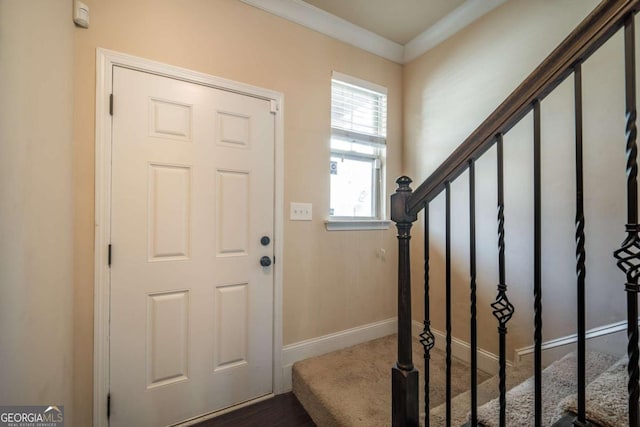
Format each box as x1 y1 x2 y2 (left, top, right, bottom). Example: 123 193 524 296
240 0 508 64
240 0 404 63
404 0 508 63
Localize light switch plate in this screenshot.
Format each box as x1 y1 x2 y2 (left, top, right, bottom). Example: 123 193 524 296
290 202 312 221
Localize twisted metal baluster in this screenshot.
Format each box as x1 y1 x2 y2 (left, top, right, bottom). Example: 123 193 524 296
614 14 640 427
491 134 514 427
469 159 479 426
533 100 542 427
445 182 452 427
420 203 435 427
574 62 588 426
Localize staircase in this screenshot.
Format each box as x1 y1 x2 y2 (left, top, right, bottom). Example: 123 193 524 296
292 336 628 426
388 0 640 426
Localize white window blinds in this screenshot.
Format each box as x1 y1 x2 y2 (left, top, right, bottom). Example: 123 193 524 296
331 72 387 146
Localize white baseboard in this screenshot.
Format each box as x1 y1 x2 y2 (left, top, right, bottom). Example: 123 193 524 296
411 320 504 375
281 318 397 391
408 318 635 376
515 318 638 365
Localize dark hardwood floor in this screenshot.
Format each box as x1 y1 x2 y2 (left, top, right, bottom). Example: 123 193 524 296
193 393 316 427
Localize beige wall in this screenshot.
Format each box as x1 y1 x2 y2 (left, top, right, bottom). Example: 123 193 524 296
73 0 401 424
0 0 75 419
404 0 630 360
7 0 629 424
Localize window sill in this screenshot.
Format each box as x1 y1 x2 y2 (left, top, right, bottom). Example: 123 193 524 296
324 219 392 231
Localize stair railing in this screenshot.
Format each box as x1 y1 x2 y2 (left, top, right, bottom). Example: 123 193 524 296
391 0 640 426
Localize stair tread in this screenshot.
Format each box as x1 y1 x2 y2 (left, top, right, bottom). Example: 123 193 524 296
429 359 533 426
292 334 490 427
431 351 618 427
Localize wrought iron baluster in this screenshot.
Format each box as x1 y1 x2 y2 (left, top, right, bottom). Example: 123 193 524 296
533 100 542 427
574 63 587 425
614 13 640 427
445 182 452 427
420 203 435 427
491 134 514 427
469 160 478 426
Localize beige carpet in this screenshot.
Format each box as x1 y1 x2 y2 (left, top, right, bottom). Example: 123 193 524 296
556 356 629 427
429 358 533 426
292 334 491 427
476 351 618 427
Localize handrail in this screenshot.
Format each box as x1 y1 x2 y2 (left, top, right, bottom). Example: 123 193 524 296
407 0 640 216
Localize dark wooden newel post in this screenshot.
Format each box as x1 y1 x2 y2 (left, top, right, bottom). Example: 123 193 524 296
391 176 419 427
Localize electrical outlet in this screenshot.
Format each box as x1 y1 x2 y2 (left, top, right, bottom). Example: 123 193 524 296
290 202 312 221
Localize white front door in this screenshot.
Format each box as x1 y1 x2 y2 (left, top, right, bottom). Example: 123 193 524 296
109 66 275 426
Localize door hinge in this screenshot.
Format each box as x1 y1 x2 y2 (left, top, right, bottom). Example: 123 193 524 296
109 94 114 116
269 99 278 114
107 393 111 419
108 244 112 267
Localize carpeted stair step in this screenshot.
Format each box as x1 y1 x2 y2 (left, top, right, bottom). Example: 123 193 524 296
473 350 618 427
429 359 533 426
554 355 629 427
292 334 491 427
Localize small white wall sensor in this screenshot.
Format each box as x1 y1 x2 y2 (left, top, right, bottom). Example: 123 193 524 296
74 0 89 28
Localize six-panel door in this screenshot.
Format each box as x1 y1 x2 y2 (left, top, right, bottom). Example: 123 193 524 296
109 66 275 426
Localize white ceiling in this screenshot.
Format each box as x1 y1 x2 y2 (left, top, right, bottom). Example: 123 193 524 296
302 0 466 45
240 0 508 64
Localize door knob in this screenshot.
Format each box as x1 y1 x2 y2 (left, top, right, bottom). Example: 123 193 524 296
260 236 271 246
260 256 272 267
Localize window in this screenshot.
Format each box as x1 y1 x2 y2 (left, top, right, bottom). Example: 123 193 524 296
329 72 387 227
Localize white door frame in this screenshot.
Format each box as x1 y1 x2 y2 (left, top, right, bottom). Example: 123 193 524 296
93 48 285 427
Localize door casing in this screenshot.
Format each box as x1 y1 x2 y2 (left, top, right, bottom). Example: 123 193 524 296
93 48 285 427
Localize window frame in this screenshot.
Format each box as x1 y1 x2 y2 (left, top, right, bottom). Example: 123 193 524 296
330 144 381 220
326 72 390 231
